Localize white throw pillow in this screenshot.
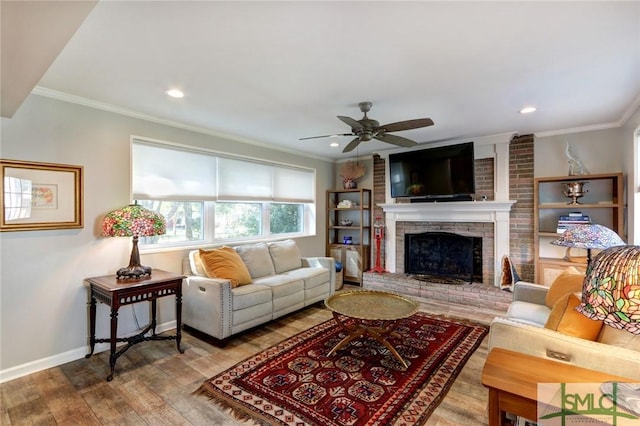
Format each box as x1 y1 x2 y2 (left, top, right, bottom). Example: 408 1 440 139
268 239 302 273
236 243 276 279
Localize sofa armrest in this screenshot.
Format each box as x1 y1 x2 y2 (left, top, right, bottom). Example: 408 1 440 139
302 256 336 293
512 281 549 305
488 317 640 380
182 275 233 339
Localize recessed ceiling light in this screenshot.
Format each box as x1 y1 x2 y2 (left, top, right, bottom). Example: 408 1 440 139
166 89 184 98
330 142 339 147
519 106 536 114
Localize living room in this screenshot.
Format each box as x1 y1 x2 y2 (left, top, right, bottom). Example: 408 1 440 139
1 1 639 424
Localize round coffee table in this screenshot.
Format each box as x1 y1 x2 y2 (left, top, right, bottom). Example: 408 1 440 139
324 289 419 368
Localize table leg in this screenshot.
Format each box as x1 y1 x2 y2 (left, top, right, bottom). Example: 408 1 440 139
327 312 365 357
107 307 119 382
176 286 184 354
150 298 157 336
367 325 409 369
327 313 408 368
85 294 97 358
487 388 501 426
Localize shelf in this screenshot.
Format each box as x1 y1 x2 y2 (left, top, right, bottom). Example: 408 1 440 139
538 232 564 237
329 226 371 230
535 173 623 183
538 203 618 209
332 207 371 210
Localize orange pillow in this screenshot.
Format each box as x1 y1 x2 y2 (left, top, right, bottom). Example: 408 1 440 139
545 293 603 340
545 266 585 308
199 247 252 288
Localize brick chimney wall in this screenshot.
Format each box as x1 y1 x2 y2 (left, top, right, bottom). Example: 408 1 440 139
509 134 535 282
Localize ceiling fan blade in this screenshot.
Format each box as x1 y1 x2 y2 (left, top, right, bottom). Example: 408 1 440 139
299 133 353 140
343 137 362 153
379 118 434 133
337 116 364 130
374 133 417 148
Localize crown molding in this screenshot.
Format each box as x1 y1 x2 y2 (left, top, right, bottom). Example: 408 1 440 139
536 93 640 138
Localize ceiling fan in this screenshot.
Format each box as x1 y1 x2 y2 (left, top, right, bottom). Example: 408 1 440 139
300 102 434 153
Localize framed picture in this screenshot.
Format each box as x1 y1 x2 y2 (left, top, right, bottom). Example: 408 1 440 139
1 159 83 232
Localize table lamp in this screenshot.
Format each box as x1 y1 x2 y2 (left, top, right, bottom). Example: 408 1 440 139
576 245 640 335
102 202 166 279
551 224 625 266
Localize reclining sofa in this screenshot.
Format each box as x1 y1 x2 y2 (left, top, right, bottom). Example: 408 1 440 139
181 239 335 344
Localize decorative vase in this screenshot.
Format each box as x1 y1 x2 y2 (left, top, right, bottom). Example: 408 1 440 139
563 182 588 205
343 179 357 189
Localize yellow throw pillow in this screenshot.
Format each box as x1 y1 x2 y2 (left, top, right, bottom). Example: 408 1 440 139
545 266 585 308
545 293 603 341
199 247 252 288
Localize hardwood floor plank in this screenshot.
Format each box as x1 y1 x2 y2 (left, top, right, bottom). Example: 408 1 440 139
1 376 39 408
80 381 140 424
6 396 56 425
31 368 101 425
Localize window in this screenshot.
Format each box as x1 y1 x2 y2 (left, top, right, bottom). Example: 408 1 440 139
271 203 304 234
215 202 261 239
138 200 204 245
132 138 315 249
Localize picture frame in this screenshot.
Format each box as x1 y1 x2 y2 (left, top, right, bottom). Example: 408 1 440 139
1 159 83 232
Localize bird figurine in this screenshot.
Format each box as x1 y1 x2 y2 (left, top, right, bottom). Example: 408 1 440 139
566 143 589 176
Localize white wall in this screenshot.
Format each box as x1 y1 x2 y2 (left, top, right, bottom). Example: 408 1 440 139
621 105 640 244
0 94 334 380
534 128 624 177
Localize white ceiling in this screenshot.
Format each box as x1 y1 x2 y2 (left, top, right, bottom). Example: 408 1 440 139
7 1 640 160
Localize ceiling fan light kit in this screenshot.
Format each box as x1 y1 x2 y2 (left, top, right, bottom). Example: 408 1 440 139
301 102 434 153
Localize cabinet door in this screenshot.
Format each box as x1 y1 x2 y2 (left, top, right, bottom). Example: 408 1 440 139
344 247 361 280
538 259 587 286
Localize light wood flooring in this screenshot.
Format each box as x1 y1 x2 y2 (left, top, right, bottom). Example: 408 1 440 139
1 286 506 425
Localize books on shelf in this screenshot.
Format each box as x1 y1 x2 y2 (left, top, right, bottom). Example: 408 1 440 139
556 212 591 234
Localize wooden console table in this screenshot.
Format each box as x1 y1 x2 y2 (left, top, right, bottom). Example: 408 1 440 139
481 348 632 425
85 270 185 381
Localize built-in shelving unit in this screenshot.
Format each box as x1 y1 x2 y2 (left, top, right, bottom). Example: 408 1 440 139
534 173 624 285
326 189 371 285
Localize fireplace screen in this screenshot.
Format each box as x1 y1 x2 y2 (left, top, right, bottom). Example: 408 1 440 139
405 232 482 283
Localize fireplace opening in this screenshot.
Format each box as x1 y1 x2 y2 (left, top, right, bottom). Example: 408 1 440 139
405 232 483 283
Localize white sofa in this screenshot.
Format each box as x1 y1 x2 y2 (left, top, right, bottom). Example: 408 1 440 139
488 281 640 380
181 239 335 344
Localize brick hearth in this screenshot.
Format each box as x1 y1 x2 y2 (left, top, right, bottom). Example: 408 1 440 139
363 272 512 312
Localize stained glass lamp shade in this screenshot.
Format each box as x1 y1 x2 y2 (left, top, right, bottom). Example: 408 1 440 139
102 203 166 279
551 224 625 265
577 245 640 334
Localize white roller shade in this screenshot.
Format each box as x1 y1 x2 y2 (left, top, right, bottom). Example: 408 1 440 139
217 157 272 201
132 141 217 200
273 166 314 203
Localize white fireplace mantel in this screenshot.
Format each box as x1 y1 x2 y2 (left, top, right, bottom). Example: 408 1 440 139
379 200 517 286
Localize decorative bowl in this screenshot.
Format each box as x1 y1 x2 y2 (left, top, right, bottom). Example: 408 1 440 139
339 219 353 226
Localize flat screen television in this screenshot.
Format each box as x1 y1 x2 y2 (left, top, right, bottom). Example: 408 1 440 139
388 142 475 200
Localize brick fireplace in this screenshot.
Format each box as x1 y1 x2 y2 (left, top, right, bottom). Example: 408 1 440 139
378 201 514 286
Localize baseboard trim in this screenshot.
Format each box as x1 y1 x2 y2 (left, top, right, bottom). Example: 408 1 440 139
0 321 176 383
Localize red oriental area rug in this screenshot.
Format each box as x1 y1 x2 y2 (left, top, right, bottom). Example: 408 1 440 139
197 312 489 426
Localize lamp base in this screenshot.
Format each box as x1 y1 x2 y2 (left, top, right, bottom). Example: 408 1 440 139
116 235 153 280
116 265 152 280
